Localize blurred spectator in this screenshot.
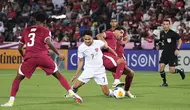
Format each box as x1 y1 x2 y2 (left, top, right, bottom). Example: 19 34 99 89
0 0 189 50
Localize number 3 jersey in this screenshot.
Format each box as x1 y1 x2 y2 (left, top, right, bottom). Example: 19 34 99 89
78 40 104 68
19 26 51 59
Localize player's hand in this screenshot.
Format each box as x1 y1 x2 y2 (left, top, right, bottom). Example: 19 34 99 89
175 50 179 55
121 41 127 45
70 75 77 83
58 54 65 60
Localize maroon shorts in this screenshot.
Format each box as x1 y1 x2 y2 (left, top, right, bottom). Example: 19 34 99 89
18 56 58 79
103 52 119 70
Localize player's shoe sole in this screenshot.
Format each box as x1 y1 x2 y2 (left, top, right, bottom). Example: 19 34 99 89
112 82 125 88
180 68 185 80
1 101 14 107
160 83 168 87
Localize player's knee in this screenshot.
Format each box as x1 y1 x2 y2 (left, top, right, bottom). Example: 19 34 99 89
52 71 61 79
130 70 135 77
128 70 134 77
159 66 164 72
15 73 25 81
169 68 175 73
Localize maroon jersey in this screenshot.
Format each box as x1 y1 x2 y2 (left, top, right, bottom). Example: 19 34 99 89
20 26 51 59
116 39 124 57
107 29 126 57
104 31 117 52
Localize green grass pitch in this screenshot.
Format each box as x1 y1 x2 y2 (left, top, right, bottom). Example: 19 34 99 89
0 70 189 110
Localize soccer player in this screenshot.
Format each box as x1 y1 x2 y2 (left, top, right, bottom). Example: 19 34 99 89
97 27 135 98
65 30 115 97
1 12 82 107
107 18 130 80
97 27 126 87
159 19 185 87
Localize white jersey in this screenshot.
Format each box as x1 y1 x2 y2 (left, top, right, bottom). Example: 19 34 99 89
78 40 104 68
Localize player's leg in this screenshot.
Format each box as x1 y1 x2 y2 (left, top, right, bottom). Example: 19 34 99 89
52 71 82 103
52 71 83 103
159 63 168 87
1 58 37 107
122 67 136 98
94 73 114 97
159 54 168 87
65 80 85 98
65 69 92 98
113 58 126 86
103 55 124 87
1 73 25 107
169 56 185 80
39 56 83 103
100 85 114 97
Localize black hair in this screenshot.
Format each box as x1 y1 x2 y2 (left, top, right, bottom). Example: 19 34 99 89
115 26 125 33
34 12 48 23
111 17 117 20
163 19 170 24
83 30 92 36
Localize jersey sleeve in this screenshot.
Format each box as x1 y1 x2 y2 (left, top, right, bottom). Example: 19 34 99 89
175 32 180 40
19 31 25 44
97 40 105 48
77 46 84 58
103 31 113 39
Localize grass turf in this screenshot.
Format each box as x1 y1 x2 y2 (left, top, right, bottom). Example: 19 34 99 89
0 70 189 110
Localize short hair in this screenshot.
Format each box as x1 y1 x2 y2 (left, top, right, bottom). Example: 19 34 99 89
111 17 117 21
115 26 125 33
34 12 48 22
163 19 170 24
83 30 92 36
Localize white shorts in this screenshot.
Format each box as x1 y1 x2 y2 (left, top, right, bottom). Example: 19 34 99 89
78 66 108 85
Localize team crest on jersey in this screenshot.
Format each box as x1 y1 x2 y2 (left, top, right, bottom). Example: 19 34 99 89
95 48 99 52
167 38 171 43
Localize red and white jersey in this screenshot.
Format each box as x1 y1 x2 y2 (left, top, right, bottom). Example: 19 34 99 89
78 40 105 68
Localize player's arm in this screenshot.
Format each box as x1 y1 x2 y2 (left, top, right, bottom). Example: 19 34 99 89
70 57 84 83
105 46 118 56
176 39 182 50
46 38 64 60
96 33 106 42
175 33 182 55
18 43 25 57
18 32 25 57
122 37 129 45
97 32 109 50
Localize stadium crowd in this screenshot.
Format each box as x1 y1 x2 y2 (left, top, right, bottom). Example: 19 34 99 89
0 0 190 49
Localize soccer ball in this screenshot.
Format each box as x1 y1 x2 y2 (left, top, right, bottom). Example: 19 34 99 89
113 87 126 99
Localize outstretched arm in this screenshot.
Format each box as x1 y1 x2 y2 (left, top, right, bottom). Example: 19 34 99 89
96 33 106 42
97 33 118 56
46 38 65 60
70 58 84 82
105 46 118 57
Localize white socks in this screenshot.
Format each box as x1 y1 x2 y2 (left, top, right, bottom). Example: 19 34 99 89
113 79 120 84
9 96 15 102
68 89 75 95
